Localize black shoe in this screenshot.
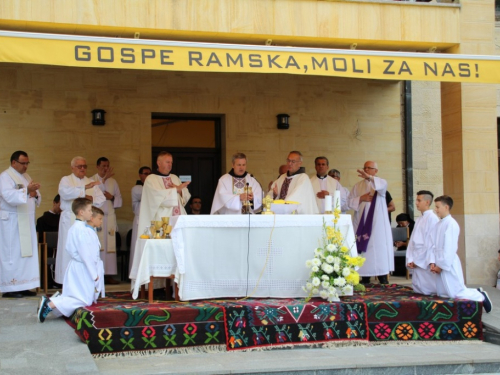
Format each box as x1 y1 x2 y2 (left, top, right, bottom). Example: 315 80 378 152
480 291 493 313
360 277 371 285
378 275 389 285
2 292 24 298
20 290 37 297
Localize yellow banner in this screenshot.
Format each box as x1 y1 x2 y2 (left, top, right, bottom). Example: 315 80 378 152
1 31 500 83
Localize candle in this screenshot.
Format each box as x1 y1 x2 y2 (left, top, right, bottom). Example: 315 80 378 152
325 195 333 212
333 191 341 211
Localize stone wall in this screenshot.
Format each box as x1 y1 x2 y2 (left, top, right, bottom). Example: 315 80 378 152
0 63 403 224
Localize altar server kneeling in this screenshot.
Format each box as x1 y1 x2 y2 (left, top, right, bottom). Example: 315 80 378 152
429 195 492 313
37 199 105 322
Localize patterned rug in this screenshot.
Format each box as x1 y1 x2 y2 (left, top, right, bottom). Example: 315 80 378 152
66 284 483 356
343 284 483 342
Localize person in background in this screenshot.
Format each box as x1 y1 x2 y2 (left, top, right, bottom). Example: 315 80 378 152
37 194 62 234
394 213 415 250
189 196 202 215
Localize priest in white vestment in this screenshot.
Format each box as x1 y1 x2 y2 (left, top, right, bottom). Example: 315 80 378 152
349 161 394 284
310 156 343 214
55 156 105 284
329 169 350 214
137 152 191 249
211 153 262 215
270 151 318 215
429 196 487 305
406 190 439 295
129 166 151 274
0 151 41 298
91 157 122 284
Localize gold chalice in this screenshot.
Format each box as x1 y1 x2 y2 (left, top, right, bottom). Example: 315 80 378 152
161 217 172 239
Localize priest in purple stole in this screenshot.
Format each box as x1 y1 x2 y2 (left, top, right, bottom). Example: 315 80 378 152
349 161 394 284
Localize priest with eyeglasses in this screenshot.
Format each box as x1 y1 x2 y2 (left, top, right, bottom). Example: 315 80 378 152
55 156 105 284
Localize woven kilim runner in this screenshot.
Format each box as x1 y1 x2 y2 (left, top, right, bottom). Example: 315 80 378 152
66 285 483 356
343 284 484 342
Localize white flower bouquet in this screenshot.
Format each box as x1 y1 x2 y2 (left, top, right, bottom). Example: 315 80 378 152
303 209 366 302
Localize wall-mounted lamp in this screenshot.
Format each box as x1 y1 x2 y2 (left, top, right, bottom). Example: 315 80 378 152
276 114 290 130
91 109 106 126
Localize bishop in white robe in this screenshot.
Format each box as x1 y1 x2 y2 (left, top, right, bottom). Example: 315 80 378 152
129 166 151 274
429 211 484 302
349 161 394 282
0 152 41 296
91 158 123 276
270 151 318 215
211 153 262 214
137 152 190 250
406 200 439 295
55 157 105 284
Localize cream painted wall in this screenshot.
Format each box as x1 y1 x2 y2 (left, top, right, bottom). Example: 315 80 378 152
0 63 403 225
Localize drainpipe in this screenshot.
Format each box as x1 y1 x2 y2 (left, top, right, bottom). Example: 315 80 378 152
404 81 414 219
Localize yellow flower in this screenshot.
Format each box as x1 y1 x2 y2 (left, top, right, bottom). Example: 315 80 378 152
340 246 349 253
346 271 360 285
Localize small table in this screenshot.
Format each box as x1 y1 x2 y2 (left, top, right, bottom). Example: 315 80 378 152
129 239 178 302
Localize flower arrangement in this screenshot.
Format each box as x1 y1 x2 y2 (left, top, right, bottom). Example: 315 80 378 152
303 208 366 302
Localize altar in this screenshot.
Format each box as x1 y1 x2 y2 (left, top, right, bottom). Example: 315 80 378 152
170 214 356 301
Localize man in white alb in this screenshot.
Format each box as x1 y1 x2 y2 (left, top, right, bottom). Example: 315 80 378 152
55 156 105 284
211 153 262 214
349 161 394 284
270 151 318 214
0 151 41 298
129 165 151 274
137 151 191 245
310 156 342 214
91 157 122 284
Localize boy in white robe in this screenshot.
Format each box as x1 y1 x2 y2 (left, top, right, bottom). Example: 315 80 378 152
37 199 105 322
406 190 439 295
429 195 492 313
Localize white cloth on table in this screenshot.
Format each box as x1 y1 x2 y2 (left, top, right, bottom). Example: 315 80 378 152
210 173 262 214
170 214 357 300
91 174 122 275
406 209 439 295
349 176 394 277
51 220 105 317
55 173 105 284
0 167 41 292
129 184 143 274
270 173 319 214
129 239 177 299
310 175 340 214
429 215 484 302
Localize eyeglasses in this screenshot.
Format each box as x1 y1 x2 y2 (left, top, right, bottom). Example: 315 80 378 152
140 172 151 175
14 160 30 166
74 165 88 170
192 201 202 204
363 167 376 170
286 159 301 164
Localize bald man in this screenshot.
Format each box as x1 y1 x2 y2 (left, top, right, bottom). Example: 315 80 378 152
349 161 394 284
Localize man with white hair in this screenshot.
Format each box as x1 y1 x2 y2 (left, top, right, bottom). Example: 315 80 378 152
55 156 105 284
349 161 394 284
270 151 318 214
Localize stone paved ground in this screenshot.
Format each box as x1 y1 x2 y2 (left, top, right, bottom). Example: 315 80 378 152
1 278 500 375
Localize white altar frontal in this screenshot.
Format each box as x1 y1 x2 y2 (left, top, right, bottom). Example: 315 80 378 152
170 214 356 301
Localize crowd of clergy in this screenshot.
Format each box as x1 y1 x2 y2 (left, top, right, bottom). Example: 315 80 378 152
0 150 493 312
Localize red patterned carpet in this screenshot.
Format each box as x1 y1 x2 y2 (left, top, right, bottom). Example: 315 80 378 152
66 284 483 356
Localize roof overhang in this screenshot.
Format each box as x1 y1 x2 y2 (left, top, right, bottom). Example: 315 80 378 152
1 30 499 84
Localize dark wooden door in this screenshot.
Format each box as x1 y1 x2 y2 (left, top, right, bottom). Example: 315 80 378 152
152 148 220 214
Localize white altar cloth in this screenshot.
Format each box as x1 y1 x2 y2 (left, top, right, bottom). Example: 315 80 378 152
129 239 176 299
170 215 356 301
